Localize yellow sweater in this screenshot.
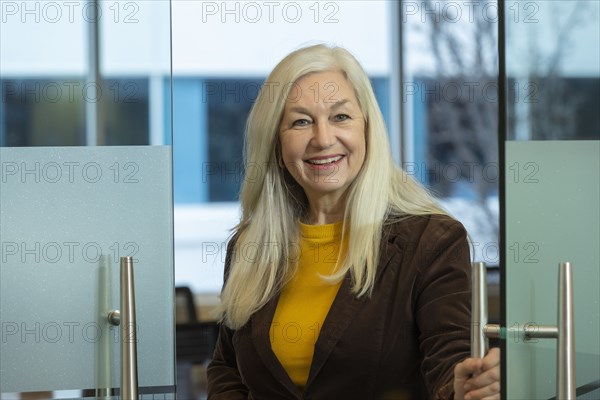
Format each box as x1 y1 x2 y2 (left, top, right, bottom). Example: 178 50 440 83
270 221 346 387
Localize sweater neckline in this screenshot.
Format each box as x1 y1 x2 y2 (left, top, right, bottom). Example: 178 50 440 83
298 220 344 240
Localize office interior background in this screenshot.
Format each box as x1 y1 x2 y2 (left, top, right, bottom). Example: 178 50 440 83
1 0 599 399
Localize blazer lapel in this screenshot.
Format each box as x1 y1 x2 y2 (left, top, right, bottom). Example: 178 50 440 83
305 232 399 387
250 292 303 398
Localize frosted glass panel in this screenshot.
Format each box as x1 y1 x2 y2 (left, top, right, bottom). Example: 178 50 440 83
0 146 174 394
505 141 600 399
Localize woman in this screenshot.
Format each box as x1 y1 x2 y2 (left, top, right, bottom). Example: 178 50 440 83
207 44 499 400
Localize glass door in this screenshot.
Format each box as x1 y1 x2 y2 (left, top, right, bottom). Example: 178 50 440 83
501 1 599 398
0 1 175 398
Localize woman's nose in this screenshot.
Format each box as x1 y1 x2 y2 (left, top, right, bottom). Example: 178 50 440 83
311 120 335 148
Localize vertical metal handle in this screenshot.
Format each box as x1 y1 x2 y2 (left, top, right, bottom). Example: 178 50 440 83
557 262 575 399
471 262 489 358
107 257 140 399
471 261 576 399
120 256 139 400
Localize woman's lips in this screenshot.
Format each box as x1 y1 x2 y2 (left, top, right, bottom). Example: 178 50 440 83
304 155 344 170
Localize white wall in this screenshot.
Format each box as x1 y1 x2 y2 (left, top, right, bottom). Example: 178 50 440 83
0 0 171 76
172 0 390 76
1 0 391 76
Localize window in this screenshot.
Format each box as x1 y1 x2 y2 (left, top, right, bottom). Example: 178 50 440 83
1 78 150 146
402 0 500 265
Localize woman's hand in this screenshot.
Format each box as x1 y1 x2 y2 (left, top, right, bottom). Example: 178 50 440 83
453 347 500 400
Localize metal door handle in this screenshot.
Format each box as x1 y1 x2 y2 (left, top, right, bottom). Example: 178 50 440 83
471 261 490 358
108 256 139 400
471 261 575 399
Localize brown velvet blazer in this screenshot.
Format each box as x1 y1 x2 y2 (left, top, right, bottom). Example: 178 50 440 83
207 215 471 400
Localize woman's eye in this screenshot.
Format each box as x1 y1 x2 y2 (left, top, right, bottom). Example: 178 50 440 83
334 114 350 122
292 119 310 127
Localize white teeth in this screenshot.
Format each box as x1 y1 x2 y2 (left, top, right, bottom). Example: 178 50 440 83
307 156 343 165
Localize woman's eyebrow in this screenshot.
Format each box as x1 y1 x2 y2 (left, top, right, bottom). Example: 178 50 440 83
286 99 353 116
329 99 351 110
287 106 311 115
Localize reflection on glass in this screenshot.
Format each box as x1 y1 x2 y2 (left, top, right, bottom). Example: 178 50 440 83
0 0 174 398
506 0 600 141
1 79 150 147
402 0 500 268
504 1 600 398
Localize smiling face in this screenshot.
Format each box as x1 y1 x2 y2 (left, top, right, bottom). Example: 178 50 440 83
278 71 366 211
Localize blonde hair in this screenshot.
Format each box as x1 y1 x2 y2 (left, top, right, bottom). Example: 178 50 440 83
217 44 446 329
